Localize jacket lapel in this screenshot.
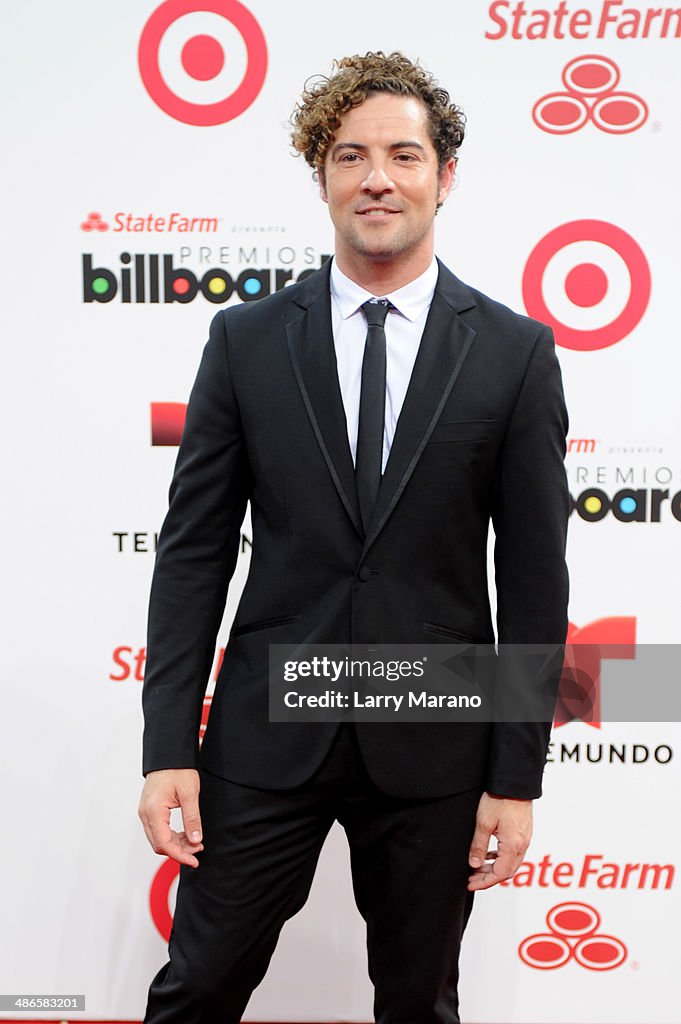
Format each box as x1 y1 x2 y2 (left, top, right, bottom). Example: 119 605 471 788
285 264 364 538
284 260 478 547
362 262 477 553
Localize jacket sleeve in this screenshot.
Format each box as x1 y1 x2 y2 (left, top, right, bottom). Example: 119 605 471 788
142 311 251 775
487 325 570 799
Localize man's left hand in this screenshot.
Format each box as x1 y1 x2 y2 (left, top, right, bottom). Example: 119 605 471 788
467 792 532 891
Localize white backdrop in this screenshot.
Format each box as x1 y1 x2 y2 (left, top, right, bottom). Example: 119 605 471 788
2 1 680 1021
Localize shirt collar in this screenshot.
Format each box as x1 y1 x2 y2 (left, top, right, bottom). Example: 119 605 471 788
329 256 438 323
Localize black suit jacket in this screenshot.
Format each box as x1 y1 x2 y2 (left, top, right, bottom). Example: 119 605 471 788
142 260 569 799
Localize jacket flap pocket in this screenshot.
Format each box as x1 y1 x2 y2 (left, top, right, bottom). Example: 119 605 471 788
427 418 495 445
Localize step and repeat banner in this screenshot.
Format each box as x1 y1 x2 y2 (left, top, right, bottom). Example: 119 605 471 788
2 1 680 1021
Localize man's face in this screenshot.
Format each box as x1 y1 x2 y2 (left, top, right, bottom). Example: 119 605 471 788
320 92 455 279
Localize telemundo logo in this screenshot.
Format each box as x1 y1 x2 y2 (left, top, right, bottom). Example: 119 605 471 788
82 252 330 304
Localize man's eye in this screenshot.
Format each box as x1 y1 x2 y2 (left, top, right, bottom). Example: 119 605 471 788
340 153 360 162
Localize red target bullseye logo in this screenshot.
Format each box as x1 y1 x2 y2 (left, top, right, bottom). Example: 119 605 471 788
148 698 213 940
138 0 267 126
533 55 648 135
150 858 180 941
519 902 627 971
522 220 651 351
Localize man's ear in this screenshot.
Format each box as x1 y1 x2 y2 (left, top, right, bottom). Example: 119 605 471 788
318 166 328 203
437 157 456 207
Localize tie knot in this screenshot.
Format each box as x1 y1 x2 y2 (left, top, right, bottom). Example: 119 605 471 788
361 298 392 328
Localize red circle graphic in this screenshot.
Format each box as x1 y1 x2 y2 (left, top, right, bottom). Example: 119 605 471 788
519 933 572 970
548 901 600 937
181 33 225 80
562 55 620 95
574 934 628 971
172 276 191 295
565 263 608 307
532 93 589 134
592 92 648 134
149 857 180 941
522 220 651 351
138 0 267 126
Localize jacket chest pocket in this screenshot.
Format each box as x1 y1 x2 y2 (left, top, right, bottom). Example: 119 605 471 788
426 418 495 445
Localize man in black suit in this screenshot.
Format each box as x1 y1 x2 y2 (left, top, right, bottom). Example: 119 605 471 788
139 51 569 1024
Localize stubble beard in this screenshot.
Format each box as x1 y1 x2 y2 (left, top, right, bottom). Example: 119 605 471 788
340 187 440 265
343 215 433 265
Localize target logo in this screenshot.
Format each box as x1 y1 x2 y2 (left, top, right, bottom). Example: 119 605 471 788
150 857 180 941
519 902 628 971
533 55 648 135
522 219 651 351
138 0 267 126
149 697 212 941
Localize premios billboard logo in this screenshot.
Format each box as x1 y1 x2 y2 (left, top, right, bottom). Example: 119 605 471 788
138 0 267 126
569 455 681 523
522 220 651 352
533 55 648 134
82 251 329 304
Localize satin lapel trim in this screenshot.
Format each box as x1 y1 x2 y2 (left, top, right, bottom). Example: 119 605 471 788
362 290 476 554
285 291 363 538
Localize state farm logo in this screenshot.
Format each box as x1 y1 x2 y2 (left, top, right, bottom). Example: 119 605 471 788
486 2 681 40
138 0 267 126
522 219 651 351
80 211 218 233
533 55 648 134
519 902 627 971
503 853 674 889
567 437 597 454
81 212 109 232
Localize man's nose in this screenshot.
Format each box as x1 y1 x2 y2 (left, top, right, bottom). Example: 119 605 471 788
361 163 394 192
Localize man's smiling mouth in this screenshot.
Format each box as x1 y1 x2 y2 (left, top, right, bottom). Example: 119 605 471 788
357 208 400 217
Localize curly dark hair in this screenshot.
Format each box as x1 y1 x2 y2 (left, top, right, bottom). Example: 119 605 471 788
290 51 466 172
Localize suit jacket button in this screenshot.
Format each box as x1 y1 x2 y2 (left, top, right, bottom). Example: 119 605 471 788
358 566 372 582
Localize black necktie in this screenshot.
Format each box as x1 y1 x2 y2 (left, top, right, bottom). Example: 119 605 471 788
356 298 391 532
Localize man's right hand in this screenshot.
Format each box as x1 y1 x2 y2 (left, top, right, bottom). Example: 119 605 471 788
138 768 204 868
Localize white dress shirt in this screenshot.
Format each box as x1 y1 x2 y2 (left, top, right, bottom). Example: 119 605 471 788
329 257 438 472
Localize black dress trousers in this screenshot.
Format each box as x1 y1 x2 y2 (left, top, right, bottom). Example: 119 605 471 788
144 725 482 1024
